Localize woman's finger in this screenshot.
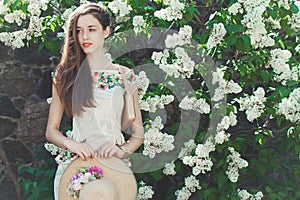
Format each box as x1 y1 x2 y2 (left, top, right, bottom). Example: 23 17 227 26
86 145 95 158
78 152 86 160
108 148 117 158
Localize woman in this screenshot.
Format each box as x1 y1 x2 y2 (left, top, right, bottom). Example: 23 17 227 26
45 3 144 199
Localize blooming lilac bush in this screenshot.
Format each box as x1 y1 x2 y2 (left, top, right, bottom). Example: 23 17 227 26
4 0 299 199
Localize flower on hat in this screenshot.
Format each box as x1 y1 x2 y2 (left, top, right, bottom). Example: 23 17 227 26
67 165 104 198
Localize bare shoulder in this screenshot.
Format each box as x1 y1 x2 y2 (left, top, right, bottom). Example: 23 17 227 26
115 64 132 73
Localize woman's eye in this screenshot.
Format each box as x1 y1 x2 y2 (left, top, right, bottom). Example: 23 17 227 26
76 29 82 33
89 29 95 32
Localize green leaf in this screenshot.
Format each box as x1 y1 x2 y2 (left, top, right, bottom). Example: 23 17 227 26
216 160 225 169
260 70 270 83
45 39 60 56
264 130 273 137
150 169 164 181
225 35 237 46
241 34 251 52
291 3 299 12
133 0 145 8
278 39 285 49
50 23 56 32
217 172 227 189
269 156 279 169
279 86 290 98
235 34 251 52
265 186 273 193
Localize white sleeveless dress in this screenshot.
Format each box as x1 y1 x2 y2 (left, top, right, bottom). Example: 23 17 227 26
54 69 127 199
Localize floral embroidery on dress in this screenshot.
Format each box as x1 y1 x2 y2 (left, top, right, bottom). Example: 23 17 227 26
92 71 124 90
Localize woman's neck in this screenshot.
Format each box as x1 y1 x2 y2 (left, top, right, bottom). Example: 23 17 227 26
86 51 111 70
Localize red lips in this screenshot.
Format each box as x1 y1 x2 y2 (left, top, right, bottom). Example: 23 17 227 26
82 42 92 48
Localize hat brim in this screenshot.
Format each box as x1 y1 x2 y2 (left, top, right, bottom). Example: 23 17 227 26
59 157 137 200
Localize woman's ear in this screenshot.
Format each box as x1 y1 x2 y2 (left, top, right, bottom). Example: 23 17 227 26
104 26 110 38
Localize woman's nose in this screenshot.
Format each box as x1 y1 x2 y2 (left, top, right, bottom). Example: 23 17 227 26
82 30 88 40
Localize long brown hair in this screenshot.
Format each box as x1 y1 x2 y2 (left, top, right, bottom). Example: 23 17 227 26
55 3 110 117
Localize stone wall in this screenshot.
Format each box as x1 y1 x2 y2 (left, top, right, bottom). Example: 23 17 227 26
0 44 56 200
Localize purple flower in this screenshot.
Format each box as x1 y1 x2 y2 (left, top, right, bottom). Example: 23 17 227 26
70 173 84 183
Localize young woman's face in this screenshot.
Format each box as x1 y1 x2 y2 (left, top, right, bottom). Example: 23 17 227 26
76 14 109 55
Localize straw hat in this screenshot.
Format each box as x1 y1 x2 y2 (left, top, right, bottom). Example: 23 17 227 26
59 157 137 200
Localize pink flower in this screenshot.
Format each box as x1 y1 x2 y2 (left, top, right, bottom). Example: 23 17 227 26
88 166 104 175
72 182 82 191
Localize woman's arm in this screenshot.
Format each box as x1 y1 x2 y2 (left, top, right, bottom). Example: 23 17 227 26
45 84 94 160
97 66 144 159
120 89 145 154
119 66 144 154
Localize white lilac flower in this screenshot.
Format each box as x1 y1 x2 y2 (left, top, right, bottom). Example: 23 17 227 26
0 30 27 49
206 23 227 49
184 175 201 192
25 0 49 11
195 141 215 158
212 69 242 101
132 15 145 34
133 15 144 27
165 25 192 48
136 71 149 98
139 101 150 112
229 112 238 126
152 47 195 78
278 0 291 9
192 157 213 175
108 0 132 18
228 2 243 15
214 109 237 145
159 63 181 78
163 161 176 175
151 50 169 65
173 47 195 78
62 8 75 20
267 49 297 85
182 141 215 175
27 16 44 37
179 96 210 114
139 95 174 112
237 189 264 200
0 1 8 15
182 156 195 167
237 87 266 122
267 17 281 29
4 10 26 26
239 0 274 48
143 116 175 158
154 0 185 21
226 147 248 183
80 0 90 4
216 112 237 132
277 88 300 123
175 187 192 200
178 139 197 159
215 130 230 144
289 12 300 32
137 181 154 200
27 3 42 16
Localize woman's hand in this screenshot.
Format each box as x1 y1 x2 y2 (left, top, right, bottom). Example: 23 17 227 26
97 141 125 159
64 139 95 160
121 69 138 95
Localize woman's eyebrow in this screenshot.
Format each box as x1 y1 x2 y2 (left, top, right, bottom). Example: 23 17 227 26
76 25 98 28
